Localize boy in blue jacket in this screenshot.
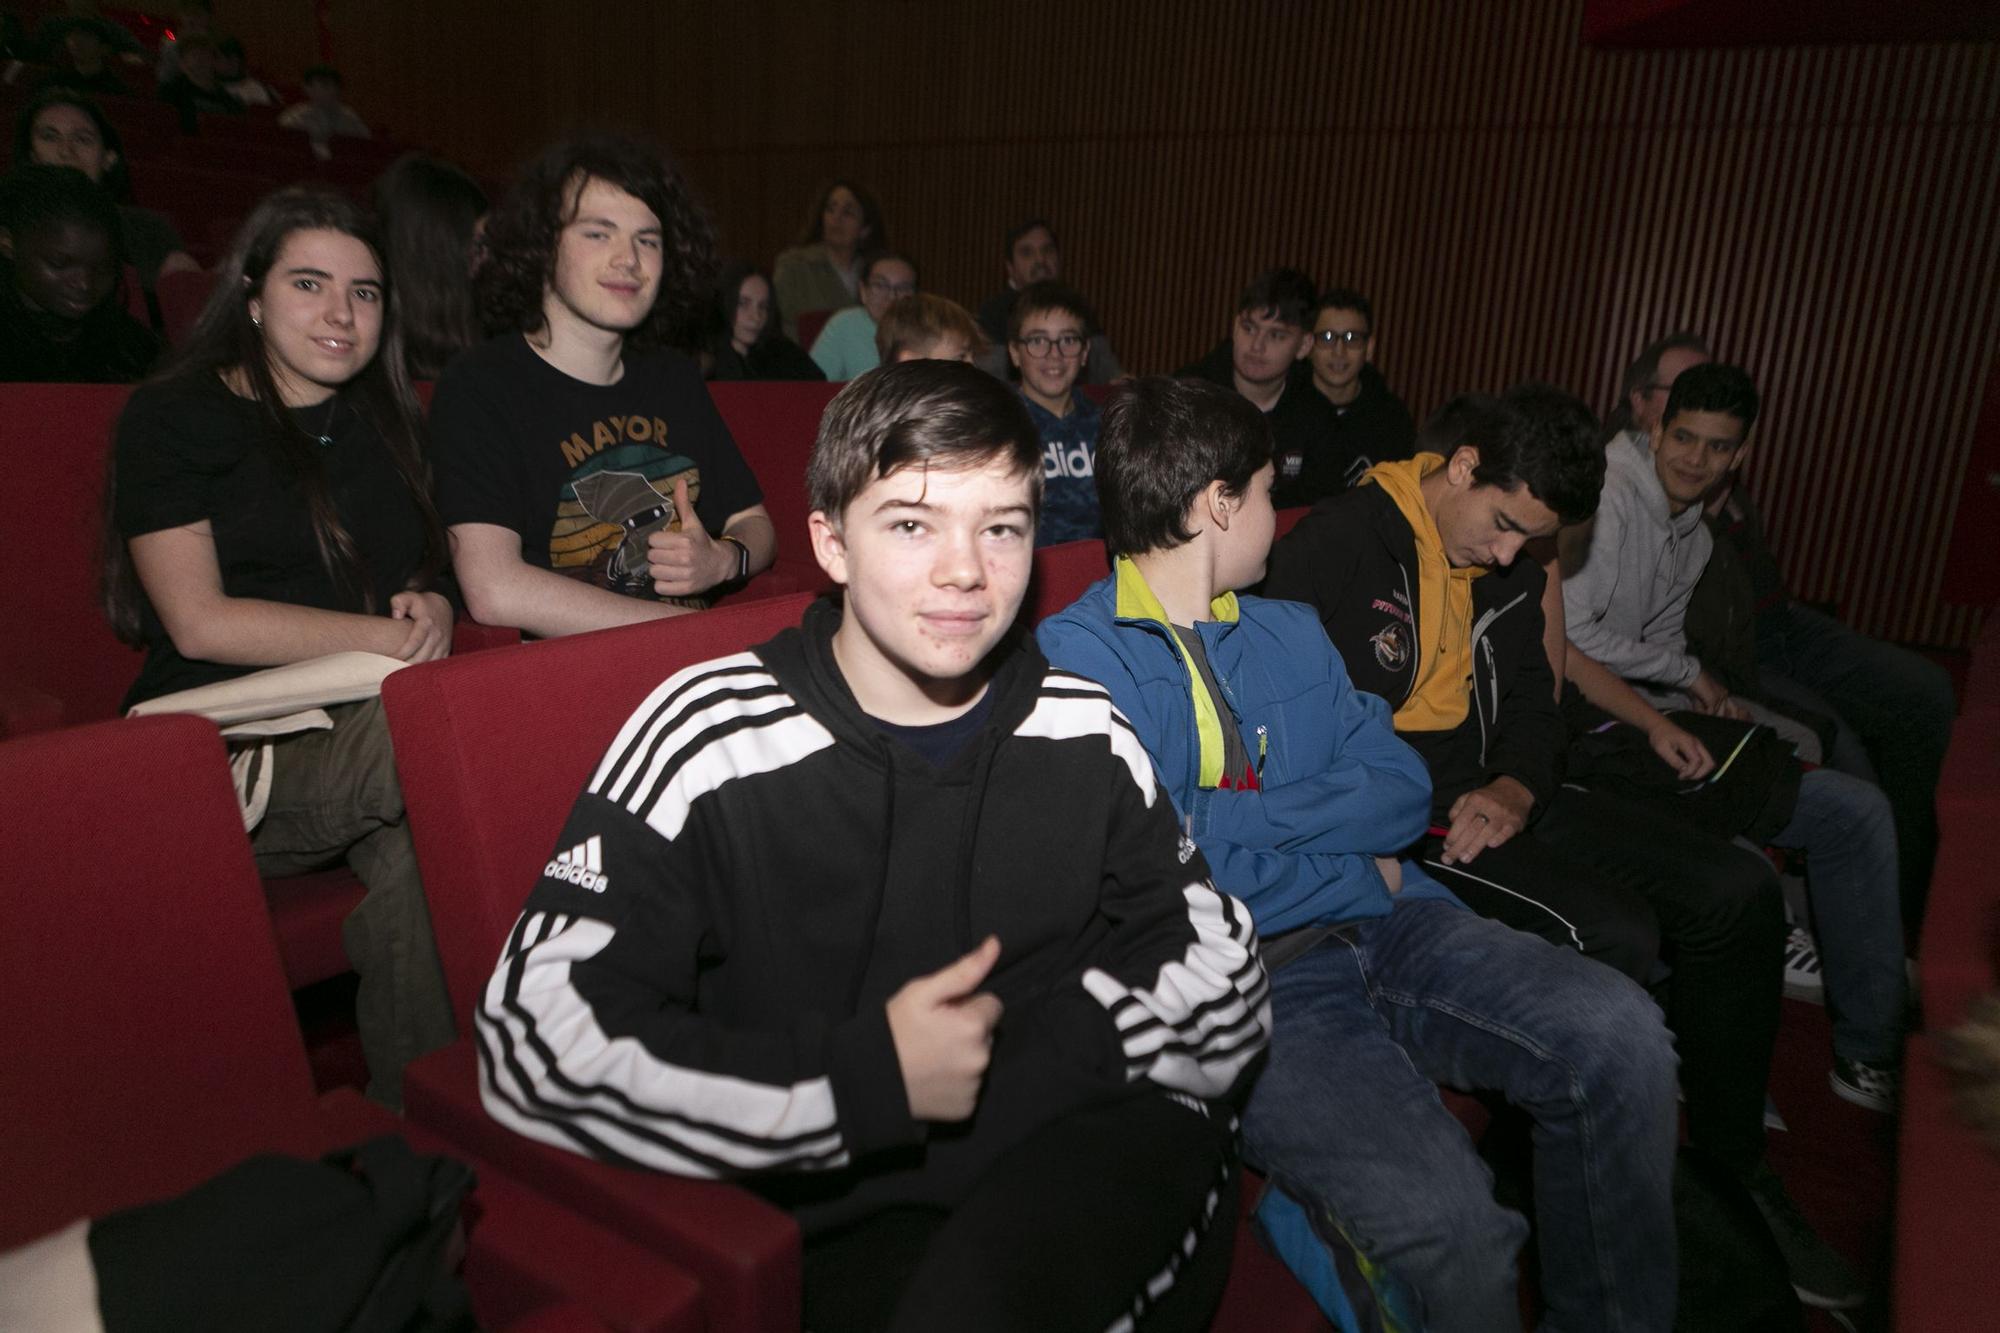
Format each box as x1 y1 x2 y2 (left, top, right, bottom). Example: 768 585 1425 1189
1039 377 1678 1333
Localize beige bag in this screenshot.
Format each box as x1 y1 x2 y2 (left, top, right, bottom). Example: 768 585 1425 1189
127 652 406 829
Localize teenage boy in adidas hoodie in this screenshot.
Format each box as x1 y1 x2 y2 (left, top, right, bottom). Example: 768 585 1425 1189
477 361 1271 1333
1039 377 1676 1333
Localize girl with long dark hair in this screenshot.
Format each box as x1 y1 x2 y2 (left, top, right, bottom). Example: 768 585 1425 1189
704 260 822 382
103 186 456 1105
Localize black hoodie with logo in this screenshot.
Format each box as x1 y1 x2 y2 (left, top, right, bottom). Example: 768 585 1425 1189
477 599 1270 1232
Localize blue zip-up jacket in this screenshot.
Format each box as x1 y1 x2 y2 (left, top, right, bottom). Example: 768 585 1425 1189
1039 560 1458 939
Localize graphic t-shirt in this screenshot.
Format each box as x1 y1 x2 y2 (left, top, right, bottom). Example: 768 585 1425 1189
113 372 434 706
1021 389 1102 547
430 334 763 605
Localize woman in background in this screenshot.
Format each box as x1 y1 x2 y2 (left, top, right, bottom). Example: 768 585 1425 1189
102 187 456 1107
770 178 883 341
371 152 488 379
705 260 822 382
13 89 200 296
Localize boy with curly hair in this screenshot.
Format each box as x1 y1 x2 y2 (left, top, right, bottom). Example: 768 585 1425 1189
432 132 776 636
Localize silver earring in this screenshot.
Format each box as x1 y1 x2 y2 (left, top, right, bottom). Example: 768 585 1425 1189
251 316 262 328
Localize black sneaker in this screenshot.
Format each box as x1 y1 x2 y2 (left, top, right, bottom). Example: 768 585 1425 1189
1741 1159 1865 1310
1830 1055 1899 1115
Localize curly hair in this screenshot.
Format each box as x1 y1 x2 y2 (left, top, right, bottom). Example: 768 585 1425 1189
476 132 717 352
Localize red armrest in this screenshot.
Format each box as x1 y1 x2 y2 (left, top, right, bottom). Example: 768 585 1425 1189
402 1041 800 1333
454 618 526 654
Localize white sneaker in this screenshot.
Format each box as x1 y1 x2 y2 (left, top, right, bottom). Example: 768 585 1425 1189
1783 925 1824 1003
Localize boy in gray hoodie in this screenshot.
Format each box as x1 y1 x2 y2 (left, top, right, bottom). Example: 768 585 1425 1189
1562 363 1907 1134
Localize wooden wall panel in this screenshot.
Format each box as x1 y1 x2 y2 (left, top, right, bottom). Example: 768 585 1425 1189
317 0 1997 646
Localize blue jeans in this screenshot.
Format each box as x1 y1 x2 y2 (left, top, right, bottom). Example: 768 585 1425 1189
1241 898 1678 1333
1769 767 1909 1065
1757 601 1955 927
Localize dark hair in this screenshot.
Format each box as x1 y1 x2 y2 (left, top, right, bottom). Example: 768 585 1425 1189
1097 376 1272 556
301 63 341 86
477 131 717 352
371 153 488 379
215 35 245 62
102 187 446 641
807 360 1040 522
1662 361 1760 435
707 259 777 354
860 250 917 287
12 89 133 203
1004 217 1056 259
1419 390 1605 525
1007 280 1096 342
0 161 123 254
1608 330 1712 435
875 293 985 363
1235 267 1316 329
795 179 888 254
1315 287 1373 335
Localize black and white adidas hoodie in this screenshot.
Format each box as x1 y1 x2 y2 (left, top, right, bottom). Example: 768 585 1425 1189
478 598 1271 1232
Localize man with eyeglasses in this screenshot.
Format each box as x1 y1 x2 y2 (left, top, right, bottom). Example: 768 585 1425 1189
1177 268 1346 509
975 219 1124 385
1304 289 1416 478
1004 282 1105 545
811 252 919 380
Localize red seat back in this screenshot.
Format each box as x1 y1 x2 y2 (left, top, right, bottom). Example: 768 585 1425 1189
1027 537 1112 625
1274 504 1309 540
384 593 820 1018
0 714 321 1248
795 309 833 354
0 383 145 731
708 380 842 593
156 265 217 344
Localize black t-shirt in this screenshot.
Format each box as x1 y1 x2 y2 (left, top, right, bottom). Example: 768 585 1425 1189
113 373 432 706
430 333 763 603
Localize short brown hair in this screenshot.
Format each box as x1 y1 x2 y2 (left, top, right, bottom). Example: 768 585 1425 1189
807 360 1040 524
874 293 987 363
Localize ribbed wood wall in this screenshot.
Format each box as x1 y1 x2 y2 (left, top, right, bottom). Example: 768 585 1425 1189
296 0 1999 645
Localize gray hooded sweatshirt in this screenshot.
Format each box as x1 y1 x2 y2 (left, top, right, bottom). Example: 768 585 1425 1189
1562 429 1711 690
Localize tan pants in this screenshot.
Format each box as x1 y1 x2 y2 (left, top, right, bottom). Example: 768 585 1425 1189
250 697 455 1107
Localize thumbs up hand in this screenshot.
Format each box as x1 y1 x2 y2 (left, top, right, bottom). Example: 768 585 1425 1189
646 477 731 596
886 936 1005 1122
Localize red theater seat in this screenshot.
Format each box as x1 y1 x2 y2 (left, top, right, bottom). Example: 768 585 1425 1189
709 380 842 596
1028 536 1112 624
155 265 216 344
795 308 833 353
0 713 703 1333
385 596 818 1333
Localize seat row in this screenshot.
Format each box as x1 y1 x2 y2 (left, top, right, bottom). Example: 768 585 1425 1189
0 575 1338 1331
1897 612 2000 1330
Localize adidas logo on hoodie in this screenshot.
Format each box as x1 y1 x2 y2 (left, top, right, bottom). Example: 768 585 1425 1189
544 835 610 893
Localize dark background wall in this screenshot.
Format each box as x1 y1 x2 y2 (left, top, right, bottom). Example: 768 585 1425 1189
226 0 1999 646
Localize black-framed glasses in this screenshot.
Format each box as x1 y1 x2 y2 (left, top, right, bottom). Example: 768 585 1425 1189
1015 332 1087 357
1312 329 1369 347
866 277 916 299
